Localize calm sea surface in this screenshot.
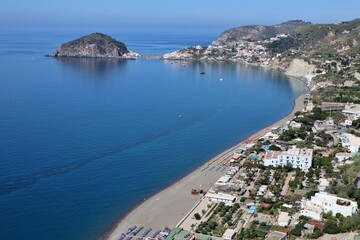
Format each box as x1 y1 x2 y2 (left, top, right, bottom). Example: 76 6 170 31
0 30 307 240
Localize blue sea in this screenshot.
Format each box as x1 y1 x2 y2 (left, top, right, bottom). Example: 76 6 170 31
0 29 307 240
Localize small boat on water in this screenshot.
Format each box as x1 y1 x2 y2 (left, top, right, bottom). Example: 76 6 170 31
200 72 206 75
219 78 224 81
178 114 183 118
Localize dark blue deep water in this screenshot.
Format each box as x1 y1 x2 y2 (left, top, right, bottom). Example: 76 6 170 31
0 30 307 240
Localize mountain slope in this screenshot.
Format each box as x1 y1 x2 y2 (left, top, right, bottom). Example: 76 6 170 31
212 20 312 45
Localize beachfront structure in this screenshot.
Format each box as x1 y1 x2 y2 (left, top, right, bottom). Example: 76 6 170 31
206 192 236 204
225 166 240 177
289 121 302 129
263 147 313 170
214 175 232 191
302 192 358 218
339 133 360 154
260 131 279 141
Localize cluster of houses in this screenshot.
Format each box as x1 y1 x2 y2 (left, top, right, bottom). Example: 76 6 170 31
163 33 292 66
173 97 360 240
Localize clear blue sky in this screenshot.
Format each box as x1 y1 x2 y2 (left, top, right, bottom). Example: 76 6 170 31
1 0 359 32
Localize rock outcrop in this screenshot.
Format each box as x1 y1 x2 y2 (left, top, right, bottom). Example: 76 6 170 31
48 33 139 58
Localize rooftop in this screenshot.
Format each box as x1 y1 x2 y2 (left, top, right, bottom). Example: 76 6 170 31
277 212 290 224
222 229 236 239
312 192 358 208
343 105 360 114
265 231 287 240
307 219 324 229
264 150 282 160
264 148 313 160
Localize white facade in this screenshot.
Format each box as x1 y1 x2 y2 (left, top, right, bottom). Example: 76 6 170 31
339 133 360 154
342 105 360 120
206 192 236 204
300 201 323 221
263 147 313 170
344 119 353 126
308 192 358 217
335 152 353 162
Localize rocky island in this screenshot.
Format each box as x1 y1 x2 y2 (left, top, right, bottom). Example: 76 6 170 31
46 33 139 58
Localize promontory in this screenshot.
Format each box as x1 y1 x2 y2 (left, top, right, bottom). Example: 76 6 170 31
46 33 139 58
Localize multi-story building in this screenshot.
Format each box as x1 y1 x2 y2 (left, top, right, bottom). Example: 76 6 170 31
302 192 358 218
263 147 313 170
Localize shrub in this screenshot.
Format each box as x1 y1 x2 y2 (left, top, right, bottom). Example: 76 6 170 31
194 213 201 220
324 220 340 234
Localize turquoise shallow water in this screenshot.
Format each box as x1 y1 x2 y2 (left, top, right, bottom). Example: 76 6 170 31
0 30 307 240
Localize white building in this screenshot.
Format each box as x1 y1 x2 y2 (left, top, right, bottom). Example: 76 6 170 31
257 185 268 196
206 192 236 204
335 152 353 162
343 119 353 126
263 147 313 170
339 133 360 154
342 104 360 120
306 192 358 217
277 212 291 227
289 121 302 129
300 201 323 221
260 131 279 141
222 229 236 240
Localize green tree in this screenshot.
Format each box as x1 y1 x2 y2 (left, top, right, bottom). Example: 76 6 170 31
324 220 340 234
289 179 299 189
269 145 281 151
194 213 201 220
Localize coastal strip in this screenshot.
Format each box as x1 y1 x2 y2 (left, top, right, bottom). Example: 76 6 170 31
103 91 306 240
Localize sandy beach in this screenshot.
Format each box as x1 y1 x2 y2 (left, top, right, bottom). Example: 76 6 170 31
103 92 306 240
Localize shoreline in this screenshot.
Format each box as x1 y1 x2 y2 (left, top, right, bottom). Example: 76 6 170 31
101 77 308 240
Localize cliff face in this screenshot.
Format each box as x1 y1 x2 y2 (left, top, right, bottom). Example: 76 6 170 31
285 59 316 81
50 33 139 58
